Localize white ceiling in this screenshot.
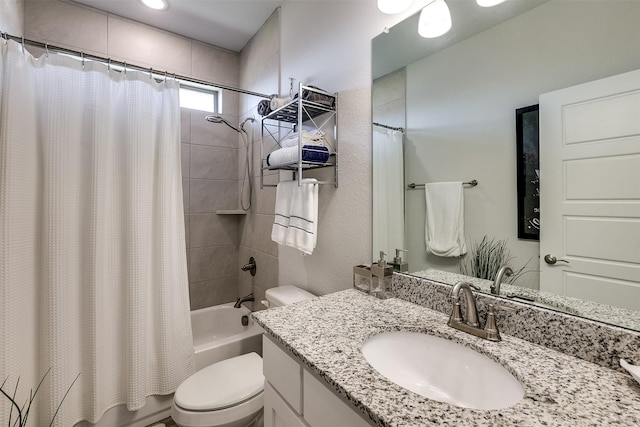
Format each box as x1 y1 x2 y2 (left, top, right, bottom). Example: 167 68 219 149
72 0 284 52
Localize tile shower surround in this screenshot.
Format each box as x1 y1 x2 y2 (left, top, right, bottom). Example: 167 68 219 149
392 273 640 372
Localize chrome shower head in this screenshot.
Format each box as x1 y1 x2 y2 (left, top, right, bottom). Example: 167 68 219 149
205 115 240 133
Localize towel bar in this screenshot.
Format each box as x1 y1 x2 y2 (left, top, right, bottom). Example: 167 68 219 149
408 180 478 189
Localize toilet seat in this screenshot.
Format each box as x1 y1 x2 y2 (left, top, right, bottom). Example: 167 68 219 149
175 352 263 411
172 352 264 427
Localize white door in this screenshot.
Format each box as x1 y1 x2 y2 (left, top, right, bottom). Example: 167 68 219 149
539 69 640 311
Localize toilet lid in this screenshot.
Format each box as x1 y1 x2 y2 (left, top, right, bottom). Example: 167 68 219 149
175 352 264 411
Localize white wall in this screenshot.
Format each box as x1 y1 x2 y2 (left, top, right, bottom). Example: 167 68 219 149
0 0 24 34
404 0 640 289
276 1 418 295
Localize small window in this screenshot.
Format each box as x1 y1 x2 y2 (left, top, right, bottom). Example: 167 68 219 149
179 86 220 113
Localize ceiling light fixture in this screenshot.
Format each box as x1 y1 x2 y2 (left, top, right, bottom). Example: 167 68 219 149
140 0 168 10
377 0 414 15
418 0 452 39
476 0 507 7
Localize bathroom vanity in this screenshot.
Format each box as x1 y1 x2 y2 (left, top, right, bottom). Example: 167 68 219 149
253 283 640 426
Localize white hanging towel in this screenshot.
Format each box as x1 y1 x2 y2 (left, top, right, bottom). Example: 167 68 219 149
272 181 294 246
425 182 467 257
271 178 319 254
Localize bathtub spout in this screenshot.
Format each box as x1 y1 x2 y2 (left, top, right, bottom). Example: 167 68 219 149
234 293 254 308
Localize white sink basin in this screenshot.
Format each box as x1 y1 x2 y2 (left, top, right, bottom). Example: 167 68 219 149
362 331 524 410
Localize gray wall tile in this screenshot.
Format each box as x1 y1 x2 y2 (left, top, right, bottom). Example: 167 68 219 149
188 245 238 283
191 145 238 180
190 213 239 248
191 41 239 86
107 15 192 76
189 277 239 310
189 179 238 213
24 0 107 55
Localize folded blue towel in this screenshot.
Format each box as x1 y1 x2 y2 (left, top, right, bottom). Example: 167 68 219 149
267 145 330 166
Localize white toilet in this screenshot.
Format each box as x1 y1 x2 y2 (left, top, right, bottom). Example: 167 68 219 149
171 286 315 427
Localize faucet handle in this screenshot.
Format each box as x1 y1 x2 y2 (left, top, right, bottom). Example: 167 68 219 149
484 304 501 342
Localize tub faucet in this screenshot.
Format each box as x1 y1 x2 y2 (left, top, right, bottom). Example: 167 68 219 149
491 266 513 295
447 281 502 341
234 293 254 308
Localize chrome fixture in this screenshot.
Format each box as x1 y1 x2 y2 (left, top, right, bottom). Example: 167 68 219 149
241 257 257 276
491 266 513 295
206 115 255 211
448 281 510 342
205 115 240 132
544 254 570 265
234 293 254 309
408 179 478 189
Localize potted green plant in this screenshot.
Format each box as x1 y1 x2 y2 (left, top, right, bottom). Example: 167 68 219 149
1 369 79 427
459 235 530 284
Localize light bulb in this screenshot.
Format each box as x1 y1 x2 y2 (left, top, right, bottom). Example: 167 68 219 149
378 0 414 15
476 0 507 7
140 0 168 10
418 0 452 39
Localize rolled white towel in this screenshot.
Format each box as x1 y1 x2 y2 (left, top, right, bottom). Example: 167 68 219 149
267 145 329 167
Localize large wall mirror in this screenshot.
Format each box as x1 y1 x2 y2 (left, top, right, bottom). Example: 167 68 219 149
372 0 640 331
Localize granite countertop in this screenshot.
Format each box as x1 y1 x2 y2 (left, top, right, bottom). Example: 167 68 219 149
411 269 640 331
252 289 640 426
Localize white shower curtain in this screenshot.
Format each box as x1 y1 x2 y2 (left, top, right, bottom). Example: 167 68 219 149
0 40 194 425
372 127 405 259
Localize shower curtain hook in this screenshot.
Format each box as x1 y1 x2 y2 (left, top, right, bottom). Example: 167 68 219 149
124 61 127 75
107 57 111 72
149 67 153 80
81 51 85 69
1 33 7 45
45 42 49 58
21 36 25 52
163 70 167 83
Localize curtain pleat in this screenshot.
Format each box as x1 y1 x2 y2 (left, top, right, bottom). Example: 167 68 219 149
0 40 194 426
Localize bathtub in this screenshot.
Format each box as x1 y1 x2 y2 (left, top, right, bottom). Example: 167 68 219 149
79 302 264 427
191 302 264 371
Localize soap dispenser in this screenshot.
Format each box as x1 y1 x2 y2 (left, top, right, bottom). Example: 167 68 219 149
391 249 409 272
371 251 393 297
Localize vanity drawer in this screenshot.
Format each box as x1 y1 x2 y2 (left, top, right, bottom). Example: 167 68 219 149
264 381 309 427
263 335 303 413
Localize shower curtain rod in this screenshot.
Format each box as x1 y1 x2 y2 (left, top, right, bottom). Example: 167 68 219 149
373 122 404 133
1 32 272 99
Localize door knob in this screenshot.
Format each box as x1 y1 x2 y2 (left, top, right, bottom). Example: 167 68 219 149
544 254 569 265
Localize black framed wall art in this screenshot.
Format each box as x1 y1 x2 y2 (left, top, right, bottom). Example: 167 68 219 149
516 104 540 240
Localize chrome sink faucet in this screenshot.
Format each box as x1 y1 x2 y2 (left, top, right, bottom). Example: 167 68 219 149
448 281 504 342
491 266 513 295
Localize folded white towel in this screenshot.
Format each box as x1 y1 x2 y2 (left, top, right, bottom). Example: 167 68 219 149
271 179 319 255
425 182 467 257
280 130 326 148
267 145 329 167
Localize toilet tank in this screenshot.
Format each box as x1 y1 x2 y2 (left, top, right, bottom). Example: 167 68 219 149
265 285 315 307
